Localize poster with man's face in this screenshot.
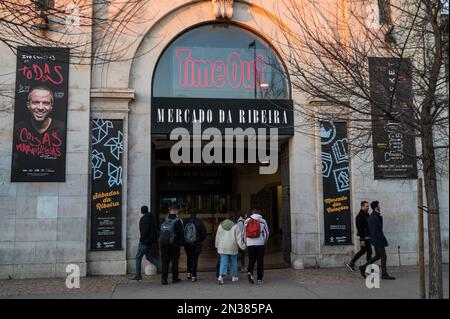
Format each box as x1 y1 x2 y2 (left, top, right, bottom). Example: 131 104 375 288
11 47 70 182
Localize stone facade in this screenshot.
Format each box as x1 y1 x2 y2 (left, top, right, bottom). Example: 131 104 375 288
0 0 448 279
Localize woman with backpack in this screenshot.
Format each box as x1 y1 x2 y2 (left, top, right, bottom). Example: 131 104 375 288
215 211 246 285
183 208 206 282
243 209 269 285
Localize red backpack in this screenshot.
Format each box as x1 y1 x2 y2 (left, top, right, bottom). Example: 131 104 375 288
246 218 261 238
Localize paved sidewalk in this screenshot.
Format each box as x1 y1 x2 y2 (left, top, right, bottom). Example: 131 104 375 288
0 265 448 299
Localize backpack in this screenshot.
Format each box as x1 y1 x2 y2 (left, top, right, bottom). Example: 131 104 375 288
246 218 261 238
159 216 179 245
184 220 197 244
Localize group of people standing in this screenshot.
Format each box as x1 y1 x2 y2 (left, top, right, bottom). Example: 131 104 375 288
346 200 396 280
131 205 269 285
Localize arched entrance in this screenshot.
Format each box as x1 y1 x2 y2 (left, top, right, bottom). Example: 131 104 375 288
150 22 293 270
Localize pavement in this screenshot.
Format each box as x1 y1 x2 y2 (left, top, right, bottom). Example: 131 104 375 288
0 265 448 299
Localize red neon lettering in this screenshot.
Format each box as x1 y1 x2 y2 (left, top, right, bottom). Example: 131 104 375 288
175 49 266 90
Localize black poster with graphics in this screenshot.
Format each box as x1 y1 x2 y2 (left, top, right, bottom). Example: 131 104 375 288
320 121 352 245
369 57 418 179
11 47 70 182
90 119 123 251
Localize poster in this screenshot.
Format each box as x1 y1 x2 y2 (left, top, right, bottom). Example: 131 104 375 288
369 57 418 179
90 119 123 251
320 121 352 245
11 47 70 182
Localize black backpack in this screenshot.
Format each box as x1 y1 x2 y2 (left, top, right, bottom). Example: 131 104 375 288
159 216 179 245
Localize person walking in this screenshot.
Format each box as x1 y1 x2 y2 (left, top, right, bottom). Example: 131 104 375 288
215 211 246 285
346 201 372 271
131 205 161 281
159 205 185 285
237 211 247 273
183 208 207 282
359 201 395 280
243 209 269 285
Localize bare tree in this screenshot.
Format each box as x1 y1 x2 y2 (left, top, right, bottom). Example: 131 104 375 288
270 0 448 298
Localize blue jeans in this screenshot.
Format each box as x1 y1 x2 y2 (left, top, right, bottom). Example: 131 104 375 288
219 254 238 277
135 243 161 277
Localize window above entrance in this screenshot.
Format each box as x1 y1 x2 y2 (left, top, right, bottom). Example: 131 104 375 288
153 23 290 100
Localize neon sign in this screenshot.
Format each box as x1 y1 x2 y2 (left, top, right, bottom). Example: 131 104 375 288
175 48 267 90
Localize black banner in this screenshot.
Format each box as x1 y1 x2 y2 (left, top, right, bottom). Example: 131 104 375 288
320 121 352 245
11 47 70 182
369 57 418 179
151 97 294 135
90 119 123 251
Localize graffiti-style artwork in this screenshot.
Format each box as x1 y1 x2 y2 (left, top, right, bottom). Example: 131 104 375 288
90 119 123 251
321 121 352 245
11 47 70 182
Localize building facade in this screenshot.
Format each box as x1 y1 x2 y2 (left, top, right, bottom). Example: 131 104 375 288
0 0 448 279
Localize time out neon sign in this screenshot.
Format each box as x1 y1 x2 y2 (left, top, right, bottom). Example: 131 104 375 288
175 48 268 90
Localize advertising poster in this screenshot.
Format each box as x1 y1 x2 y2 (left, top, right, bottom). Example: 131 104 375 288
11 46 70 182
90 119 123 251
320 121 352 245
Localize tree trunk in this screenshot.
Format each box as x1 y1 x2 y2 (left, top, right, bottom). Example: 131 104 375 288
421 129 443 299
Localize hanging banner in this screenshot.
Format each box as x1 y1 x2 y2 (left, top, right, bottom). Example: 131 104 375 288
369 57 418 179
320 121 352 245
90 119 123 251
11 47 70 182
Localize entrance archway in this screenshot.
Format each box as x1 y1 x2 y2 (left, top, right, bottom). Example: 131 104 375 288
150 22 292 270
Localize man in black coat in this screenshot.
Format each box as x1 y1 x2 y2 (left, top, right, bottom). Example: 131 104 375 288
346 201 372 271
131 205 161 281
183 208 207 282
160 205 185 285
359 201 395 280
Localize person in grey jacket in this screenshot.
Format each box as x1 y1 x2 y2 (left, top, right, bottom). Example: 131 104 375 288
359 201 395 280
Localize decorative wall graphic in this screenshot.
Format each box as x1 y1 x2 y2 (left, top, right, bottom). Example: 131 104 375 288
321 121 352 245
321 152 333 178
91 149 105 180
332 138 348 164
369 57 418 179
104 131 123 160
92 119 113 145
11 47 70 182
90 119 123 251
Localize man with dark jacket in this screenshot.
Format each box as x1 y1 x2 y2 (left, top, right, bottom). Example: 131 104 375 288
160 205 185 285
346 201 372 271
359 201 395 280
183 208 207 282
131 205 160 281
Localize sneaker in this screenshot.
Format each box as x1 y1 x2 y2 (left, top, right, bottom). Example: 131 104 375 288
172 278 181 283
218 276 224 285
382 274 396 280
161 279 168 285
191 276 198 282
130 276 142 281
346 262 356 272
247 272 254 284
359 266 367 279
187 273 192 280
232 276 239 282
257 280 264 285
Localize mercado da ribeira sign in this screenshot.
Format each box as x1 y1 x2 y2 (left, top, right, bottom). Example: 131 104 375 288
151 97 294 135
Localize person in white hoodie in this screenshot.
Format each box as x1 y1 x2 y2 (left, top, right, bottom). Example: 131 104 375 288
215 211 246 285
243 209 269 285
